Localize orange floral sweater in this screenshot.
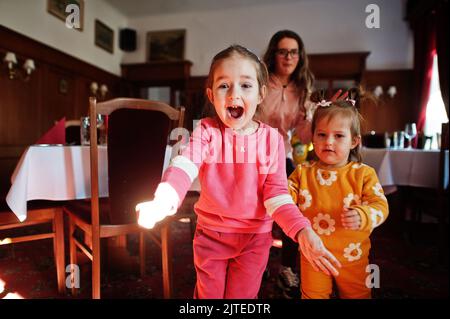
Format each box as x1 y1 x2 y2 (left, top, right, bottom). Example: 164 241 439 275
288 161 389 266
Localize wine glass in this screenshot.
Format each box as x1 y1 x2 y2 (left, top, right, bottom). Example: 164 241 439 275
96 115 107 145
404 123 417 149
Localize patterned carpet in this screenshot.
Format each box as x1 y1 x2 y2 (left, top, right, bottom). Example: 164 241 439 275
0 210 448 299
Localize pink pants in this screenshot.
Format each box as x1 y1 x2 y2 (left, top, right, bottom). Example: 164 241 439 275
193 225 273 299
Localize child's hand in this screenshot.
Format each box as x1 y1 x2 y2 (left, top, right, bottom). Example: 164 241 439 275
297 227 341 276
135 200 169 229
341 207 362 230
136 182 180 229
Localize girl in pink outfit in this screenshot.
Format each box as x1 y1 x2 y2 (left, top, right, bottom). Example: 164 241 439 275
136 45 341 299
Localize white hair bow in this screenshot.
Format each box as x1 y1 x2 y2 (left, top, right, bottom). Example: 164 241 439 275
346 98 356 106
316 99 332 107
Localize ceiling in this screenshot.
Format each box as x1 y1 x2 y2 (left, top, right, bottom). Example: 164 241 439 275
105 0 301 17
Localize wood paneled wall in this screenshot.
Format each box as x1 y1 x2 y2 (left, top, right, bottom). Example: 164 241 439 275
0 26 415 198
182 70 414 136
361 69 414 134
0 26 121 196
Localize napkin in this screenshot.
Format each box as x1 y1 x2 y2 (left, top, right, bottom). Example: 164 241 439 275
35 117 66 144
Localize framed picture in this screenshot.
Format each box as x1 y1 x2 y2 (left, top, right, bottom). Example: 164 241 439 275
146 29 186 62
95 20 114 54
47 0 84 31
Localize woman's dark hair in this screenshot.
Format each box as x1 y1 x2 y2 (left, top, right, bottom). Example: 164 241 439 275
262 30 314 93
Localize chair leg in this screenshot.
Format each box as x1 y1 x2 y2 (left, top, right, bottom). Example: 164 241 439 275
139 231 146 278
69 218 78 296
161 223 172 299
52 208 66 294
92 235 101 299
437 196 448 265
189 217 197 240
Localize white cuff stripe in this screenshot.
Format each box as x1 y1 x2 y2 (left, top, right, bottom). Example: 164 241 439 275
264 194 295 216
170 155 199 182
155 182 180 209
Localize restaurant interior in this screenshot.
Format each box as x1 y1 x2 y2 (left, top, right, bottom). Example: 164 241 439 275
0 0 448 300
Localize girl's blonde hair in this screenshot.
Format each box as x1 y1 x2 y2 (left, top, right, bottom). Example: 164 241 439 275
311 87 371 163
203 45 269 117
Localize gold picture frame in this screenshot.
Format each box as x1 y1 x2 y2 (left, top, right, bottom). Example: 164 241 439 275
95 20 114 54
47 0 84 31
146 29 186 62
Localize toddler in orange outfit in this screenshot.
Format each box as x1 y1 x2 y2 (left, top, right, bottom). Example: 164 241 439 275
288 88 389 299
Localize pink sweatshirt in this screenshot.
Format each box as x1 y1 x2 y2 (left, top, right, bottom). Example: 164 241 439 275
256 74 316 153
161 117 311 241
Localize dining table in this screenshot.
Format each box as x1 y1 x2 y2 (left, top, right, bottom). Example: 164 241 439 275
7 145 448 220
361 147 449 194
6 144 200 222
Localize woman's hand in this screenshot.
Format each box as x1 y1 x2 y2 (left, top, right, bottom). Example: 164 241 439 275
297 227 341 276
330 89 348 102
341 207 362 230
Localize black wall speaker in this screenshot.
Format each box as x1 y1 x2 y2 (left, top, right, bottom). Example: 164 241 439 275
119 28 137 52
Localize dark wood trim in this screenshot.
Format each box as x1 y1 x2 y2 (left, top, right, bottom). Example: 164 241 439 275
361 69 415 134
0 25 119 84
308 52 370 82
121 60 192 88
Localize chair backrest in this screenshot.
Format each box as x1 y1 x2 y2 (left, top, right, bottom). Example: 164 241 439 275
362 133 386 148
65 119 81 145
89 97 185 225
439 122 449 192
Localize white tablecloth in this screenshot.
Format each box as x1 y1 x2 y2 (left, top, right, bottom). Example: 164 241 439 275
6 145 199 222
8 145 446 221
361 148 449 194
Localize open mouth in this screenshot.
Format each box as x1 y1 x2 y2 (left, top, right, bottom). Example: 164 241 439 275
227 106 244 119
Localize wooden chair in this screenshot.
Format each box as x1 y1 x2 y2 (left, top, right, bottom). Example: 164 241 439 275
155 190 198 297
436 122 449 263
408 122 449 263
63 97 185 299
0 200 65 294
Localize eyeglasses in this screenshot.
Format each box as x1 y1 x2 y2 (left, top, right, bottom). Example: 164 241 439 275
275 48 299 58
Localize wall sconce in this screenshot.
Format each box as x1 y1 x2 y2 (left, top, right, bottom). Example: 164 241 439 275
3 51 35 81
90 81 109 99
90 81 99 95
373 85 397 99
387 86 397 98
100 84 108 98
373 85 383 98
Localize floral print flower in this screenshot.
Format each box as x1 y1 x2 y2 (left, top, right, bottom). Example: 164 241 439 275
343 193 361 208
316 169 337 186
312 213 336 236
343 242 363 262
372 183 387 201
370 208 384 230
298 189 312 211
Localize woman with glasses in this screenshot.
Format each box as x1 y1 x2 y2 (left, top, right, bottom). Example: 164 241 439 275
256 29 316 299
